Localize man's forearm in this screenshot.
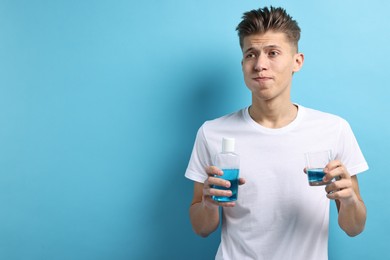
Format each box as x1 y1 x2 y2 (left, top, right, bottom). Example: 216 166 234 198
338 198 366 237
189 201 220 237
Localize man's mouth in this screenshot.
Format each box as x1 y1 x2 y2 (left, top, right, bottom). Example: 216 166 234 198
253 76 273 81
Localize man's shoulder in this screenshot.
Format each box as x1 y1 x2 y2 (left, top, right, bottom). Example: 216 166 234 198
202 108 247 128
301 105 346 123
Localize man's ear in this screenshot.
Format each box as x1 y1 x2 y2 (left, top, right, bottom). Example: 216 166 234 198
293 52 304 73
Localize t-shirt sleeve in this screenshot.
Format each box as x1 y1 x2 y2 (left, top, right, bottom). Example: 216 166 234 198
335 119 369 176
184 125 212 183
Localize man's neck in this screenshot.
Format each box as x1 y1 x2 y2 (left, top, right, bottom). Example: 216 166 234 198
249 99 298 129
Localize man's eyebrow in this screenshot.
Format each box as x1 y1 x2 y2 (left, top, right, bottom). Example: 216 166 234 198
264 44 282 49
243 47 255 54
243 44 282 53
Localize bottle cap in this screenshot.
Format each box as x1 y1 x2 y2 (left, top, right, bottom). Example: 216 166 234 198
222 137 235 153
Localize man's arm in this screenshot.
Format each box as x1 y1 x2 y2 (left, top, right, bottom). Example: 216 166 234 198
335 176 366 236
189 166 243 237
324 162 366 236
189 182 220 237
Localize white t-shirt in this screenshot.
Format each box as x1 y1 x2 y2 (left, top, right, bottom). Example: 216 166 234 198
185 105 368 260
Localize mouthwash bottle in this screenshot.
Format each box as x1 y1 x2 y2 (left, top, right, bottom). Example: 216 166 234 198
212 137 240 202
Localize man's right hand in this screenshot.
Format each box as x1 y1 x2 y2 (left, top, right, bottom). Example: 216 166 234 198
202 166 245 208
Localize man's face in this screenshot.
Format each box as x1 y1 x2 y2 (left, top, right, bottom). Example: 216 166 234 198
241 31 303 102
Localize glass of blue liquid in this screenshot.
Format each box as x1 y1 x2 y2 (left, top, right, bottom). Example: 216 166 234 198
304 150 333 186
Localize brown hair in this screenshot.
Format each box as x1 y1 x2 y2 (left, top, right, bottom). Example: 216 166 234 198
236 6 301 51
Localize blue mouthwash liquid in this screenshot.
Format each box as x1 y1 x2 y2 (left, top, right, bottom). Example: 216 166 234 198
212 169 239 202
307 168 327 186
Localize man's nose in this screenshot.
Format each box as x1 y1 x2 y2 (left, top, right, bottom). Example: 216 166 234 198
254 53 268 71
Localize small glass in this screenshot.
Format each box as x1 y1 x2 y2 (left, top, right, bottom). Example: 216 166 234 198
304 150 333 186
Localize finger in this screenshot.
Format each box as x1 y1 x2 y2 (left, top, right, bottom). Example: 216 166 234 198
325 179 346 194
206 166 223 176
208 176 231 188
238 177 246 185
217 201 236 207
303 167 307 174
326 189 342 200
326 187 354 200
336 166 351 180
323 164 347 182
203 179 232 197
325 161 350 177
205 197 236 207
210 187 233 197
204 187 231 197
325 160 343 171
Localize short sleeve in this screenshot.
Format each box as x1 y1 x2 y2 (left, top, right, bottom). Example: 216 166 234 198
184 125 212 183
335 119 369 176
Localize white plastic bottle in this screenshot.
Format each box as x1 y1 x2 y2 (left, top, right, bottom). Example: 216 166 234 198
212 137 240 202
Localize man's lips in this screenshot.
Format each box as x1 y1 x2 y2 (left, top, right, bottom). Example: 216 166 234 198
253 76 273 81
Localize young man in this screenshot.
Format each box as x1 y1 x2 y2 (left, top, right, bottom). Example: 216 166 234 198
185 6 368 260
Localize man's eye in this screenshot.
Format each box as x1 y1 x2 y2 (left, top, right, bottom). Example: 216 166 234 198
245 53 256 59
268 51 279 57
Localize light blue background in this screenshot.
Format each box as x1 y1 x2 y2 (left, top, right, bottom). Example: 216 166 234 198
0 0 389 259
